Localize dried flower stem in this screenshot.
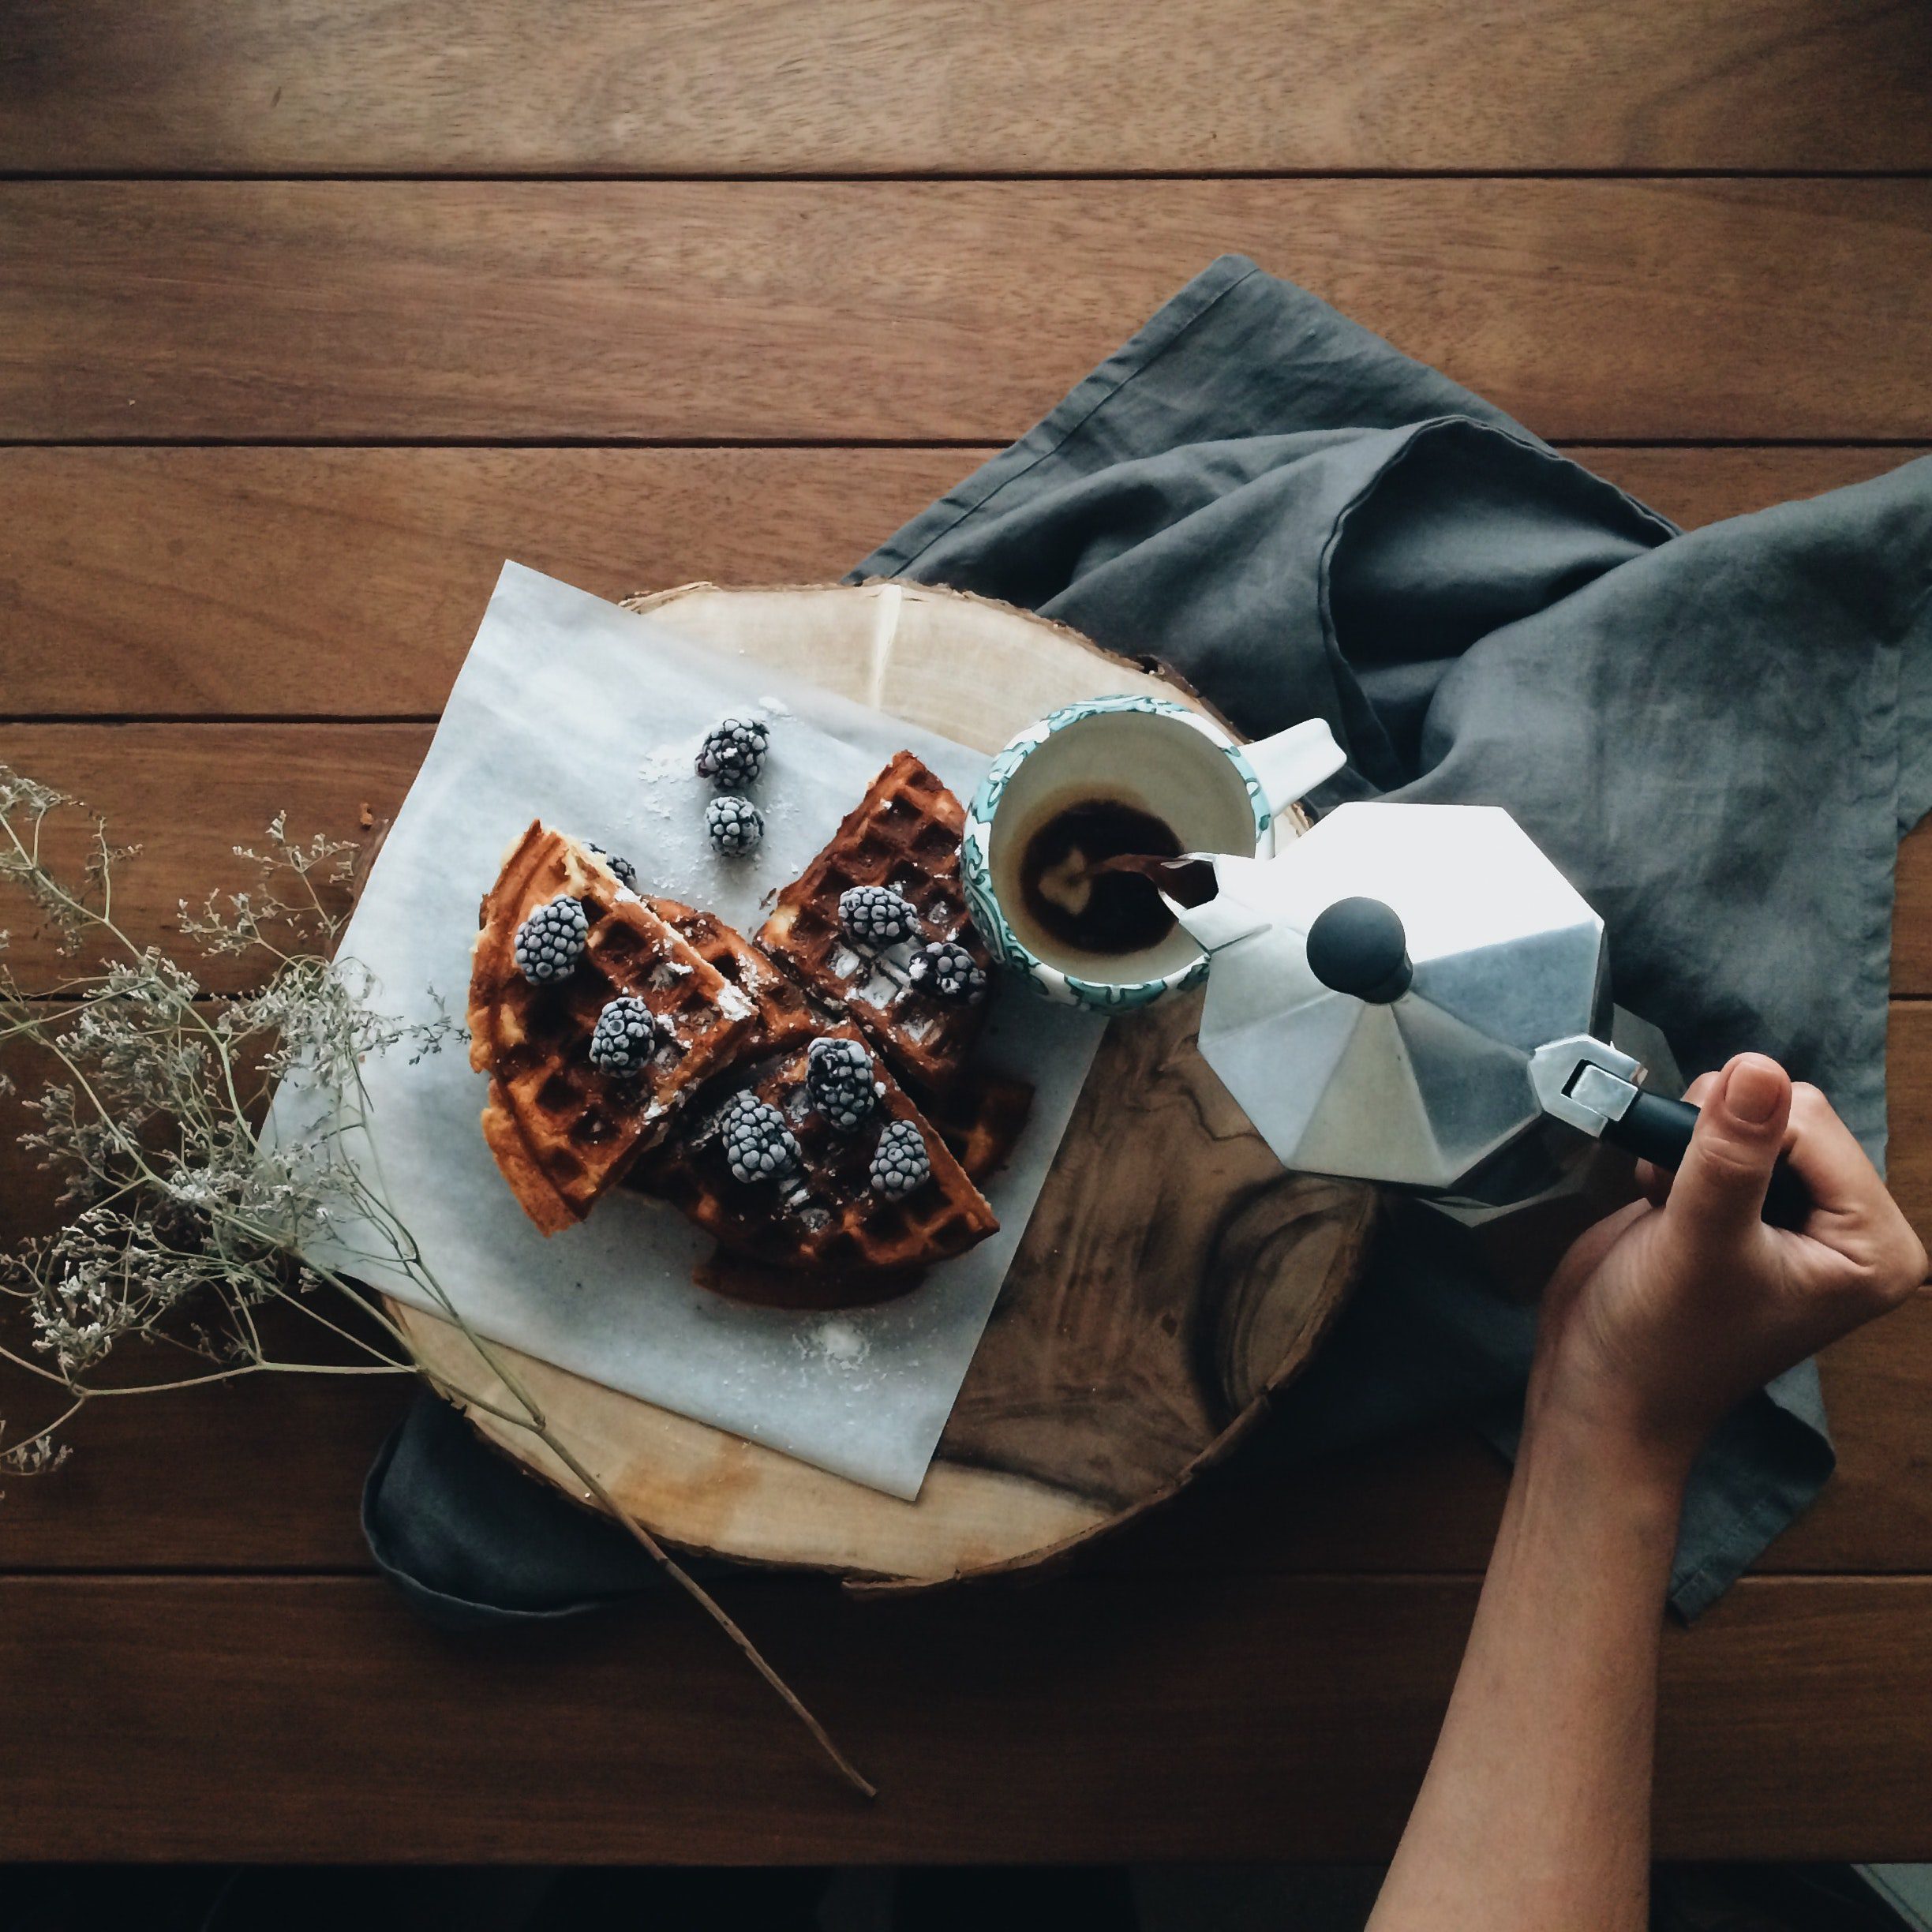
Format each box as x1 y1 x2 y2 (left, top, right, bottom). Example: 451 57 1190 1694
0 770 872 1797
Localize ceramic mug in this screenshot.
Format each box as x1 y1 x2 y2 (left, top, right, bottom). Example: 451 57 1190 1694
961 695 1346 1009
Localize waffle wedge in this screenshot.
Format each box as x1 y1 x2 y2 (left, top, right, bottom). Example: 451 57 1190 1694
469 823 757 1234
648 896 820 1058
757 751 992 1091
641 1021 998 1287
915 1065 1035 1187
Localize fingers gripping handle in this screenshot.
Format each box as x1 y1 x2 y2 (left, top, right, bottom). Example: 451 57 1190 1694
1601 1091 1811 1230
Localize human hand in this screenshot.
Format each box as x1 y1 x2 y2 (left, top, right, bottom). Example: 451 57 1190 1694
1529 1054 1927 1476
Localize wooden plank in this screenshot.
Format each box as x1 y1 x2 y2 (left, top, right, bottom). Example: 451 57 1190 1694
6 445 1927 721
0 1572 1924 1862
0 726 428 984
6 182 1932 443
6 1297 1924 1581
3 1305 1926 1582
1899 823 1932 994
0 1059 405 1571
4 1 1929 175
0 728 1926 1574
1583 446 1932 534
6 730 1929 994
0 1365 401 1570
0 447 990 717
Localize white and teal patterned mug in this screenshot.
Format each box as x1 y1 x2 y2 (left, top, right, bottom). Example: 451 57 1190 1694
961 696 1346 1010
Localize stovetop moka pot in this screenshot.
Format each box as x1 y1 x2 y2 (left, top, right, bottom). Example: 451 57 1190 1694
1163 732 1805 1223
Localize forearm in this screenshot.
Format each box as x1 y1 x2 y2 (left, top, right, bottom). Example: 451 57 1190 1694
1366 1410 1687 1932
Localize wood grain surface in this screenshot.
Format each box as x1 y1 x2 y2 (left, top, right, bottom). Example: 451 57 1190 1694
2 958 1926 1581
5 727 1930 994
0 1573 1927 1864
6 181 1932 442
5 0 1930 174
4 444 1927 720
6 0 1932 1867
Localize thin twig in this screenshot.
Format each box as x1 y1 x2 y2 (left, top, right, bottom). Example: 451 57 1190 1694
316 1256 875 1798
426 1366 875 1800
0 775 877 1799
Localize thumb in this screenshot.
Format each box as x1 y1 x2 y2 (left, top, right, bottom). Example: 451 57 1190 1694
1661 1053 1792 1250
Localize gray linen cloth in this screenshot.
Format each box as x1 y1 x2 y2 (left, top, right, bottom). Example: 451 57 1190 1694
365 256 1932 1620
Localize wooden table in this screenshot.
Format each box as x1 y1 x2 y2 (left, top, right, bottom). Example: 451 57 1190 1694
3 0 1931 1866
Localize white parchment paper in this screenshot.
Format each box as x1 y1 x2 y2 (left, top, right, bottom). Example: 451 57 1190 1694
273 563 1103 1500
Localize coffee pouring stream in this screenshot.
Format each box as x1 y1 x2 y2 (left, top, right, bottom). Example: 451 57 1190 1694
1155 732 1807 1226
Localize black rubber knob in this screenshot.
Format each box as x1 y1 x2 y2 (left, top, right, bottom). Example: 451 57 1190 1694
1306 897 1413 1004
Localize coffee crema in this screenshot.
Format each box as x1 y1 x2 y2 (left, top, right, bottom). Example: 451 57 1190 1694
1017 796 1186 957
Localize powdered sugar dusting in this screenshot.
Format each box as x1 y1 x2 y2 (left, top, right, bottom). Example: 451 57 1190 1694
797 1316 870 1368
638 734 706 794
305 564 1105 1504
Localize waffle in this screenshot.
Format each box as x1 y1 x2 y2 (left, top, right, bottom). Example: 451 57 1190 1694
757 751 992 1091
641 1020 998 1286
469 823 758 1234
915 1065 1035 1186
647 896 820 1058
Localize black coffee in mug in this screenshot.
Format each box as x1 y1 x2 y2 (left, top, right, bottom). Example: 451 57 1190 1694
967 699 1346 1009
1017 793 1185 956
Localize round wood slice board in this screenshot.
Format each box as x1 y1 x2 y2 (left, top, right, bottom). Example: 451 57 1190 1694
391 582 1377 1589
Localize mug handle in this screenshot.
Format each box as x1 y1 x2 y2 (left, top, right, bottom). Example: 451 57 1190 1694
1244 717 1346 815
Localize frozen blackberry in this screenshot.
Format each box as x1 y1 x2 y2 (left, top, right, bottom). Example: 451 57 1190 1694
705 795 763 856
586 842 638 891
806 1035 878 1133
869 1118 931 1197
839 884 917 949
908 938 986 1002
513 894 589 984
587 995 661 1076
695 717 770 789
718 1091 802 1185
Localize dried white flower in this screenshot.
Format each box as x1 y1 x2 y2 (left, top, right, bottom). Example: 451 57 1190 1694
0 777 438 1415
0 766 867 1793
0 1427 70 1477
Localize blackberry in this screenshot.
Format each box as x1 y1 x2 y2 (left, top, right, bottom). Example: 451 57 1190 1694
908 938 986 1002
587 995 661 1076
705 795 763 856
839 884 917 949
695 717 770 789
718 1091 802 1185
869 1119 931 1197
586 842 638 891
806 1035 878 1133
514 894 588 983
